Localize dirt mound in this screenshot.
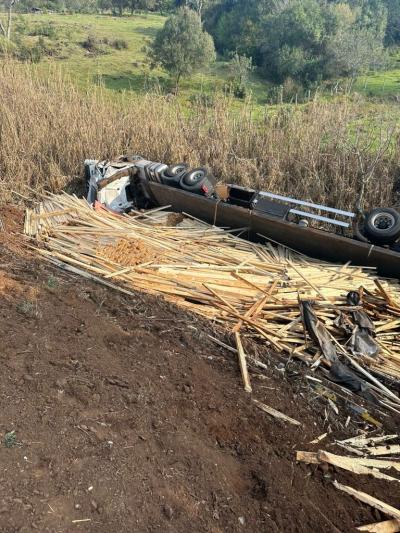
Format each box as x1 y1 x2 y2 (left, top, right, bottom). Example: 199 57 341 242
97 238 161 267
1 206 400 533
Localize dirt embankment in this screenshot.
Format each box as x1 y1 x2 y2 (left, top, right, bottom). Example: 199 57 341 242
1 206 399 533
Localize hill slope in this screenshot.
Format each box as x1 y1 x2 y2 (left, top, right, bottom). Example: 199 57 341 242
14 12 268 100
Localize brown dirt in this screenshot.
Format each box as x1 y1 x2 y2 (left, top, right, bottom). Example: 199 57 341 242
1 206 400 533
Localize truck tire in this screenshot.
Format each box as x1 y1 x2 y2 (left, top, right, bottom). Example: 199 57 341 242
364 207 400 245
161 163 188 187
179 168 216 196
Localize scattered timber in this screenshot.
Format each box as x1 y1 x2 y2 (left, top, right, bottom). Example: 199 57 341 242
24 193 400 405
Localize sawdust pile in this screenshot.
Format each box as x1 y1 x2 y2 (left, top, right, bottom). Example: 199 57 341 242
97 239 161 267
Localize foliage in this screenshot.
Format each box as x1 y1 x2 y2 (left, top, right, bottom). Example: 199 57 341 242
205 0 390 85
0 34 17 55
111 37 128 49
228 52 253 99
148 7 216 86
12 35 54 61
384 0 400 45
28 21 58 38
3 431 17 448
82 34 106 54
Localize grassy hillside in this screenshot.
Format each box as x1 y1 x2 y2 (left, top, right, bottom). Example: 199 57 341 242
8 12 400 106
13 12 268 102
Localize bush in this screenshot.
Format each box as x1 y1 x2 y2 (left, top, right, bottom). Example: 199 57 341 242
81 34 107 54
232 83 248 99
206 0 388 86
0 36 18 57
111 38 128 50
15 37 55 63
189 92 215 108
29 22 59 39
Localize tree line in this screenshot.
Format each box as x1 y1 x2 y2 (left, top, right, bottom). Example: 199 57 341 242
204 0 398 85
1 0 399 89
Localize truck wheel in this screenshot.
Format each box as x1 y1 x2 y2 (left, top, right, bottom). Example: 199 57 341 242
161 163 188 187
164 163 188 178
180 168 216 196
364 207 400 245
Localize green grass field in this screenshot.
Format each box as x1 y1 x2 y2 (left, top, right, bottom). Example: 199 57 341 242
4 11 400 123
13 12 269 103
353 51 400 98
354 69 400 98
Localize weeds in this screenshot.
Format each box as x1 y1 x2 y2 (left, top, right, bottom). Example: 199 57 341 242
46 275 59 289
4 431 17 448
16 299 41 319
28 22 59 40
111 38 128 50
0 59 399 211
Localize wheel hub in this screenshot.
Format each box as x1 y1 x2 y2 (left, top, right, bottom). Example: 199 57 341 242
371 213 395 231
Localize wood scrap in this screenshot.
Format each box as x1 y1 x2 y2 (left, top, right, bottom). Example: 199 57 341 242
24 194 400 407
253 398 301 426
363 446 400 457
309 432 328 444
339 435 398 447
234 332 252 393
296 450 400 482
358 519 400 532
333 481 400 520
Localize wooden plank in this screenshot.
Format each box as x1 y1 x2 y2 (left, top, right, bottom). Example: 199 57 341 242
317 450 399 482
364 446 400 457
234 332 252 393
333 482 400 520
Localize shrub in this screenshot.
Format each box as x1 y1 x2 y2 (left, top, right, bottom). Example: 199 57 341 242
15 37 52 63
111 38 128 50
81 34 107 54
189 92 215 108
29 22 59 39
0 36 18 57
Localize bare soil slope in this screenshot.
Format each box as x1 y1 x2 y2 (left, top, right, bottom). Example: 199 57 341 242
0 207 399 533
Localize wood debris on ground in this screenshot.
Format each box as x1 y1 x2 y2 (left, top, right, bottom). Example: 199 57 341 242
298 433 400 531
24 192 400 412
297 448 400 482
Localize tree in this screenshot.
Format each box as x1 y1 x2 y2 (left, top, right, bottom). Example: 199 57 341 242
111 0 128 16
326 27 386 77
148 7 216 88
0 0 19 40
174 0 216 19
383 0 400 44
129 0 156 13
228 51 253 98
98 0 112 12
260 0 328 84
205 0 276 60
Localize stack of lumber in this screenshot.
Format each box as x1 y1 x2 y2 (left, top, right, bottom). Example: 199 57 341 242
24 193 400 408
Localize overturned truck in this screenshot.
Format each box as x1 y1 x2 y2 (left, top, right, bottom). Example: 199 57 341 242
85 156 400 279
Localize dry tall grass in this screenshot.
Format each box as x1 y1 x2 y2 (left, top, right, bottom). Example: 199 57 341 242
0 60 399 211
